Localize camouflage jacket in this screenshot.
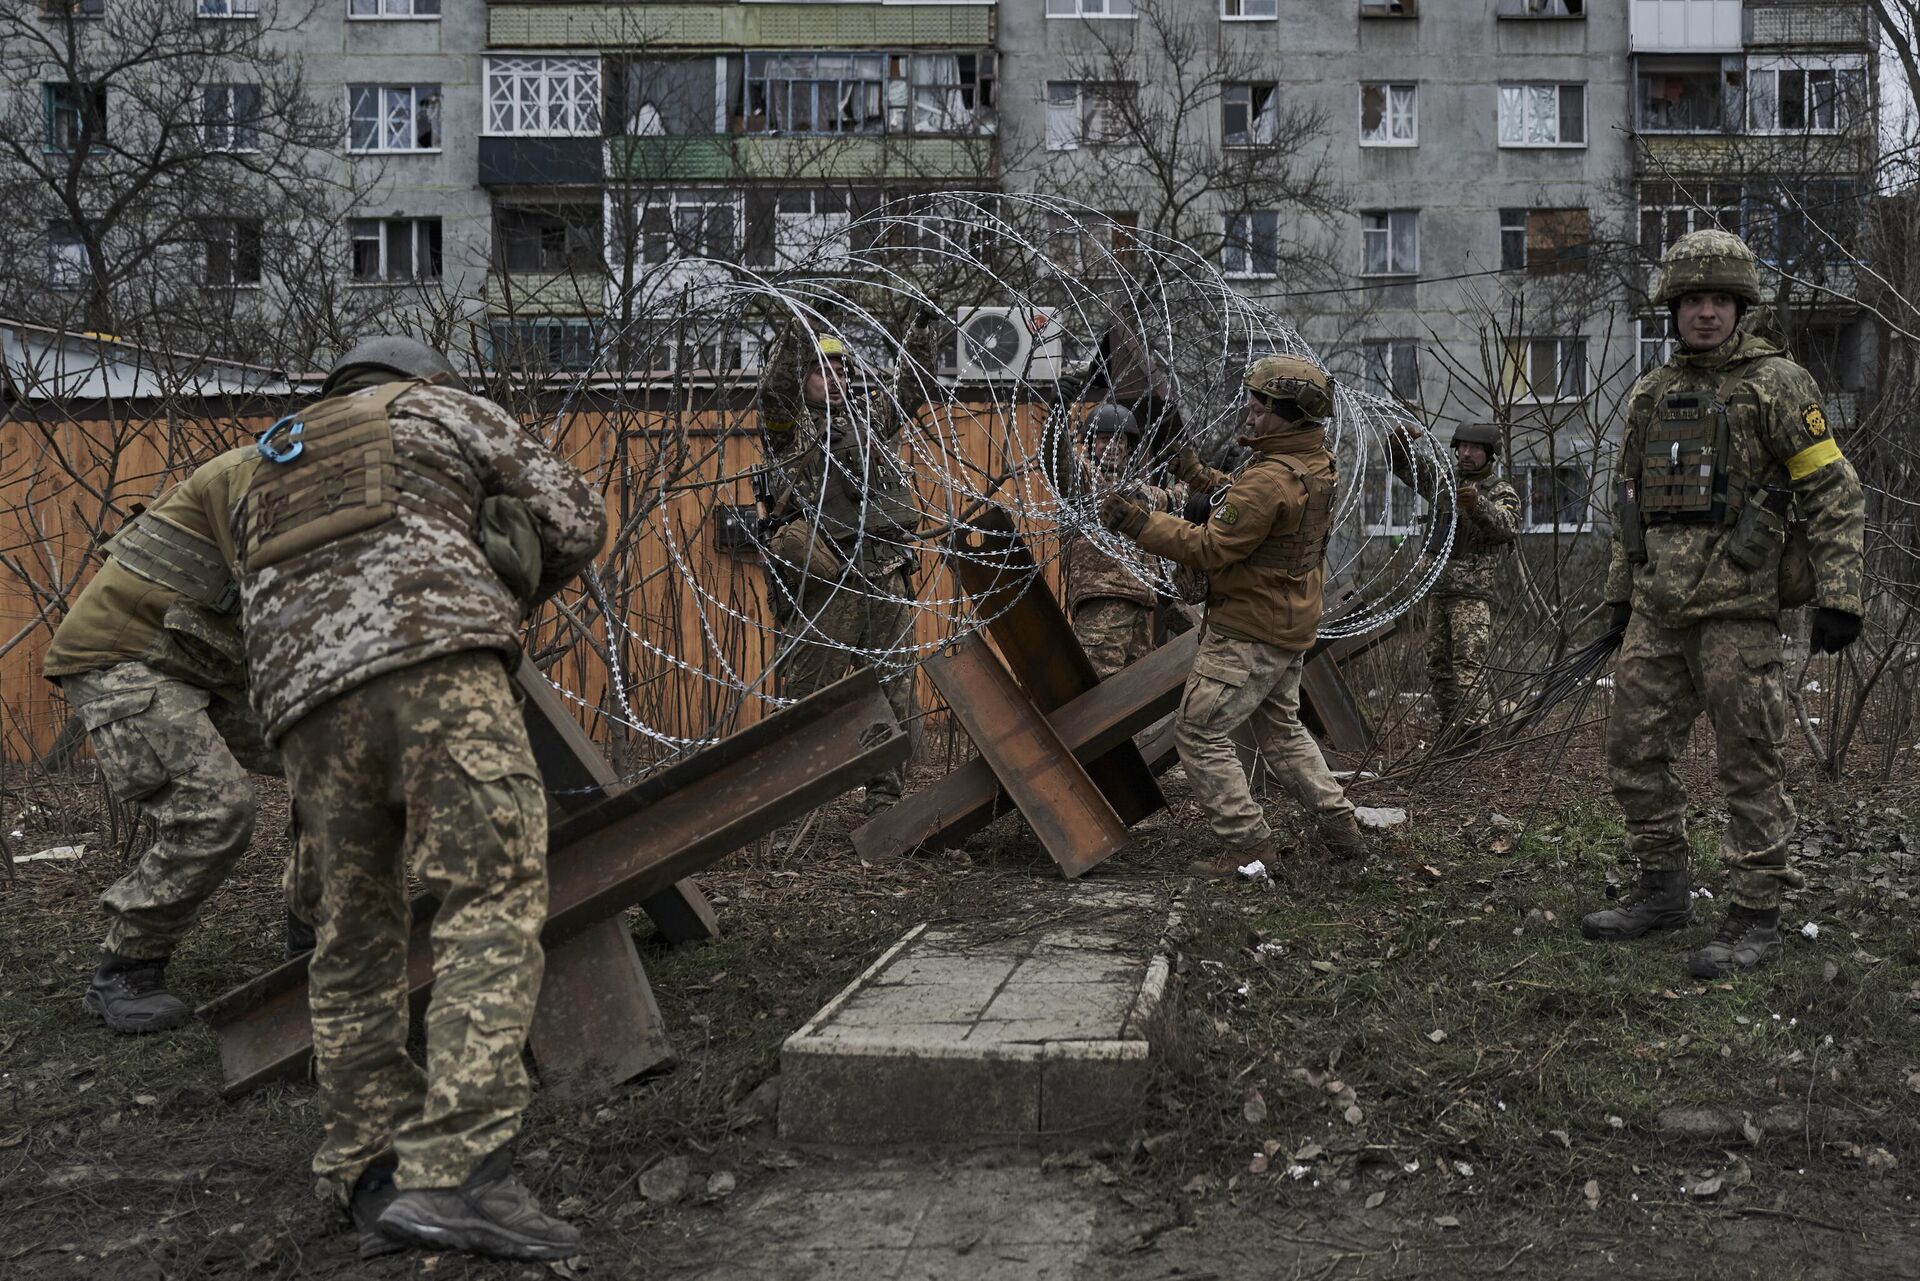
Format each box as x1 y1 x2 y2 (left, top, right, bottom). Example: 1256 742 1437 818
1062 446 1187 610
239 382 607 743
1385 443 1521 601
45 447 260 692
1604 332 1865 627
758 326 936 565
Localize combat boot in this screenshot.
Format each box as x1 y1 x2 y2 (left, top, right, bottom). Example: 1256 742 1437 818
1579 870 1692 941
376 1146 582 1262
1683 905 1782 979
1188 834 1283 880
83 952 191 1034
1313 811 1369 862
284 911 317 961
350 1153 406 1260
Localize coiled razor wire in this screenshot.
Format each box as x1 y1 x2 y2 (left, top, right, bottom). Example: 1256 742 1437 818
531 193 1460 768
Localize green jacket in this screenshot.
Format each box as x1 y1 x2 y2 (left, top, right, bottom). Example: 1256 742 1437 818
1604 331 1864 627
44 447 260 690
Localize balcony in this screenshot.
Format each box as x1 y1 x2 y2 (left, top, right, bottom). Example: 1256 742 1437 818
485 270 606 317
607 134 994 183
490 4 994 51
1630 0 1739 52
479 137 603 186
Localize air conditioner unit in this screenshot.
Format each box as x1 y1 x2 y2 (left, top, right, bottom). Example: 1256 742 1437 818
955 306 1063 382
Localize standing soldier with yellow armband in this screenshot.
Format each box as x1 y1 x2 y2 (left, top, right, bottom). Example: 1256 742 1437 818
1581 230 1866 977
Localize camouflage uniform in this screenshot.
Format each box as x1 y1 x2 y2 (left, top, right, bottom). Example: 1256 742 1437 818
239 379 605 1198
44 447 269 965
1605 334 1864 909
759 329 933 804
1387 439 1521 729
1064 458 1185 680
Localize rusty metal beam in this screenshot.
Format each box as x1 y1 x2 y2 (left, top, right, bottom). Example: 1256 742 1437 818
925 634 1130 878
853 630 1197 861
945 505 1166 825
199 669 906 1098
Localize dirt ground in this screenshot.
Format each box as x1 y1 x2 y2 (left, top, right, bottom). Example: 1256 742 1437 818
2 722 1917 1280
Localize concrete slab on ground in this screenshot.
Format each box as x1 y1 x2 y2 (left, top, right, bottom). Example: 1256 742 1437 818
779 883 1174 1146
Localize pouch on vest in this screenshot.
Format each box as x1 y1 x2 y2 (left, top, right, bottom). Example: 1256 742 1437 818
479 495 543 612
1778 518 1815 608
106 511 238 613
1244 457 1335 575
1639 392 1732 525
141 599 245 691
1726 485 1790 572
1616 478 1647 563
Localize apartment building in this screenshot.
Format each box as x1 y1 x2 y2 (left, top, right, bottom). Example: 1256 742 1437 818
9 0 1879 534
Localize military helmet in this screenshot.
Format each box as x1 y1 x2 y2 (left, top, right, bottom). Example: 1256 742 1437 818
321 335 463 399
1652 229 1762 306
1244 355 1334 422
1451 422 1502 458
1084 401 1140 440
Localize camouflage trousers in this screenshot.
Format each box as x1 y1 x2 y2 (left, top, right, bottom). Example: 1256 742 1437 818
1607 614 1800 910
777 563 915 801
279 650 548 1198
61 661 270 962
1072 597 1155 680
1425 595 1494 729
1175 629 1354 851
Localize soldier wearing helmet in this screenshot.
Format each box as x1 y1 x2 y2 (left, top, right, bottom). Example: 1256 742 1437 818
1060 401 1187 677
1581 229 1865 979
756 317 937 814
1385 419 1521 744
1100 355 1365 877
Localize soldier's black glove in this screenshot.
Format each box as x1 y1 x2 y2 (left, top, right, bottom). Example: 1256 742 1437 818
1607 601 1631 634
1182 488 1217 525
1809 607 1862 654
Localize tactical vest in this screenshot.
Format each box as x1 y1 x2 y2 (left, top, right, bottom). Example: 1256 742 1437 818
1628 364 1756 528
106 512 238 613
1244 455 1335 576
242 380 480 572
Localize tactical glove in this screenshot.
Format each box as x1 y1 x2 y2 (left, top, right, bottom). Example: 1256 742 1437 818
1456 484 1481 512
1809 607 1862 654
1182 487 1219 526
1172 446 1208 486
1607 601 1632 635
1098 492 1150 539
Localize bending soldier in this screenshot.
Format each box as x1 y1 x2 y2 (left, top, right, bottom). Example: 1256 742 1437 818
1100 357 1366 878
1581 231 1865 977
46 447 293 1034
239 337 606 1261
1386 421 1521 744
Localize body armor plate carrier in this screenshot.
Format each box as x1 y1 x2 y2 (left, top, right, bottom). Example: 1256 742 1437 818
106 512 238 613
1244 455 1335 575
242 381 479 572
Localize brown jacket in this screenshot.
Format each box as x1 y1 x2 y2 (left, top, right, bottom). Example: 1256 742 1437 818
1135 426 1334 651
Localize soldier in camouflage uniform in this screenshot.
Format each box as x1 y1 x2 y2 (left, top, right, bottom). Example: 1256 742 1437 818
43 447 295 1034
239 338 606 1261
758 323 935 813
1581 231 1865 978
1101 357 1366 878
1061 402 1187 678
1387 422 1522 741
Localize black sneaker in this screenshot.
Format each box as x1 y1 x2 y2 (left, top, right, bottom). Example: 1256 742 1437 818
350 1154 406 1260
1580 870 1693 941
83 953 191 1034
376 1147 581 1262
1683 905 1783 979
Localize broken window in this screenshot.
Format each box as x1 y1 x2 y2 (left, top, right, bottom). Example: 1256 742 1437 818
348 85 440 151
1635 59 1741 133
743 53 886 136
1223 83 1278 147
1359 83 1416 146
495 205 603 274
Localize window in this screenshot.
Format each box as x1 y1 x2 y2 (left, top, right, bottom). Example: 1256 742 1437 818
1047 210 1139 275
198 0 259 16
744 53 886 136
1361 466 1420 535
1360 83 1416 146
1638 180 1740 254
1519 464 1590 532
349 0 439 16
1637 317 1674 372
48 221 87 289
1046 0 1135 16
495 205 602 274
488 318 600 372
350 217 442 282
900 55 996 135
1748 57 1865 135
485 57 600 138
639 190 741 264
1503 337 1588 401
203 84 261 152
44 82 106 152
1222 0 1277 18
1360 0 1418 14
1635 59 1741 134
1744 178 1862 270
1223 83 1278 147
1497 83 1585 147
1361 210 1418 276
43 1 106 17
772 190 852 268
201 219 262 286
1046 82 1134 151
347 86 441 152
1496 0 1582 16
1361 340 1420 401
1499 208 1590 273
1221 211 1279 278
